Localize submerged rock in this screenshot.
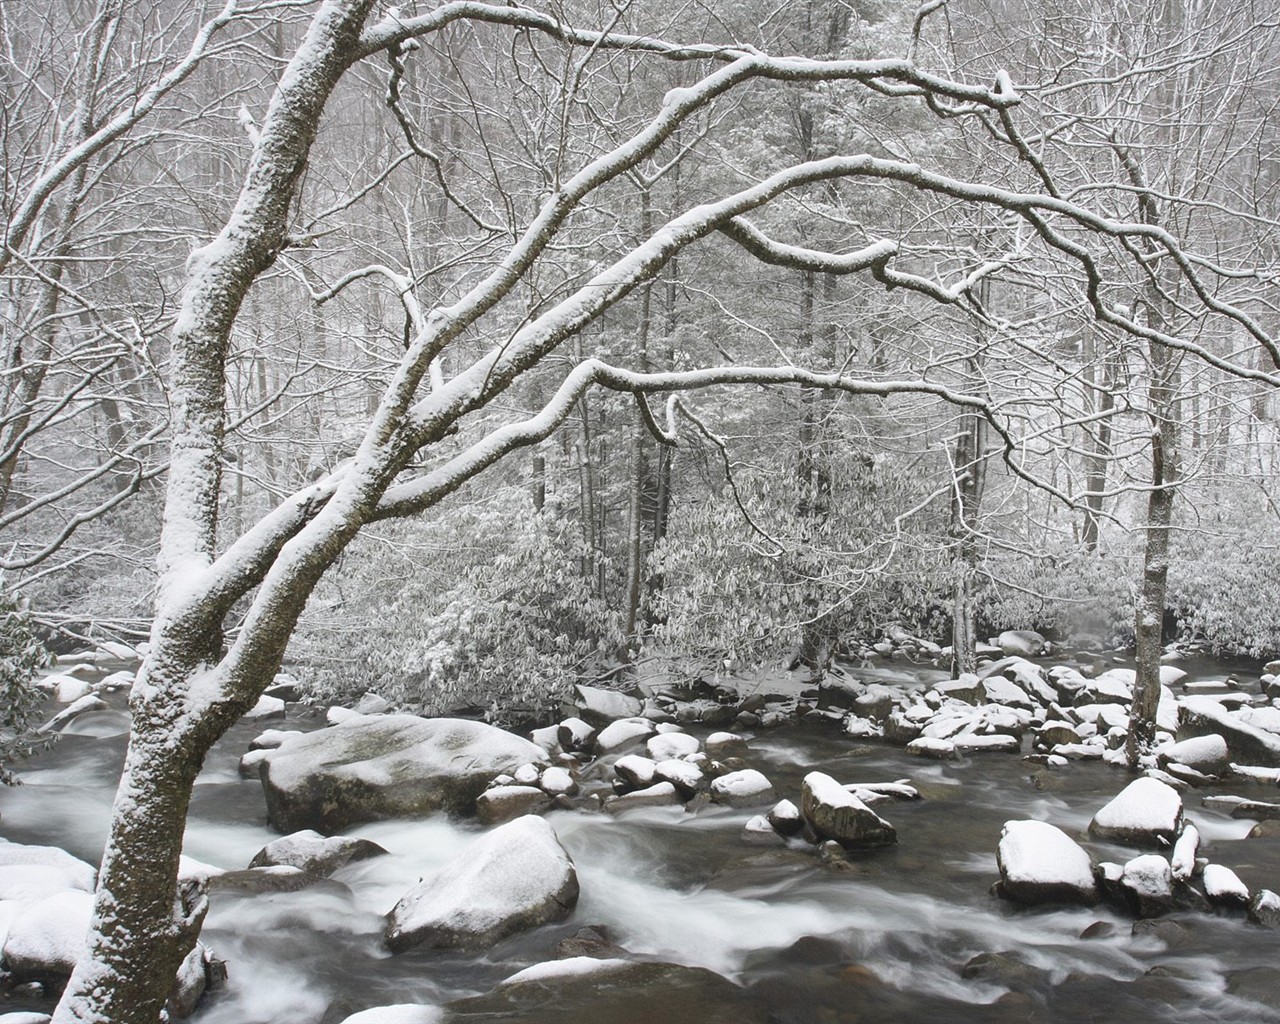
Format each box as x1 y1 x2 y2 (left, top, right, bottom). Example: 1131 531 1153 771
1088 778 1182 846
260 716 546 833
385 816 578 953
996 820 1096 907
800 772 896 849
448 957 768 1024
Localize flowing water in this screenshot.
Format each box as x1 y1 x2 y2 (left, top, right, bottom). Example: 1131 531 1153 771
4 659 1280 1023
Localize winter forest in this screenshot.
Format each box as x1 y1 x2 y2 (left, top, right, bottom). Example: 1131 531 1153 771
3 0 1280 1022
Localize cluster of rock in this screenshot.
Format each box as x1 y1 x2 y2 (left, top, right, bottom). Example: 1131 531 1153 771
739 773 915 856
0 839 221 1017
828 642 1280 778
995 777 1280 927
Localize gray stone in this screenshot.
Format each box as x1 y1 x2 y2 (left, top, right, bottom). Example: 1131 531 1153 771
476 785 553 825
385 816 578 953
260 716 546 833
574 685 643 727
248 830 386 875
800 771 896 849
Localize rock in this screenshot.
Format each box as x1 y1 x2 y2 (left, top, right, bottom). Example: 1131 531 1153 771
1248 889 1280 927
1170 824 1199 882
260 715 546 833
554 925 629 960
653 759 704 798
1035 721 1082 748
249 728 301 751
208 865 325 894
709 769 775 808
953 734 1021 753
614 754 657 789
338 1008 443 1024
476 785 553 825
593 717 656 755
528 725 561 756
1157 734 1228 775
816 676 863 710
449 958 767 1024
978 675 1035 712
243 695 286 721
385 816 577 953
767 799 804 836
37 695 110 735
2 890 95 982
1088 778 1183 846
906 737 958 759
1080 921 1116 940
539 766 577 797
996 820 1097 906
1203 864 1249 908
48 675 94 704
239 748 272 778
556 717 597 753
933 674 982 703
574 685 643 727
1180 697 1280 767
1120 855 1174 917
1202 795 1280 819
512 763 541 786
742 815 786 846
646 731 699 761
704 732 748 759
247 830 386 875
0 842 96 900
325 706 364 726
800 771 896 849
167 942 223 1019
960 950 1049 988
605 781 681 813
996 630 1046 658
1248 820 1280 838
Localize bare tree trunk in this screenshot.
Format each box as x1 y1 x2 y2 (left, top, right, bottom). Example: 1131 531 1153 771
949 369 987 677
1081 327 1116 552
622 187 654 653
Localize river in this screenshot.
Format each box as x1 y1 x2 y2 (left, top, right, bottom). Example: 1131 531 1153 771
2 656 1279 1023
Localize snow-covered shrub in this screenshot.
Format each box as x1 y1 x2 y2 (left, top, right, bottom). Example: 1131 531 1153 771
0 588 54 784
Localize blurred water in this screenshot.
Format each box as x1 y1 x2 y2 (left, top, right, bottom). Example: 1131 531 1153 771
3 655 1280 1023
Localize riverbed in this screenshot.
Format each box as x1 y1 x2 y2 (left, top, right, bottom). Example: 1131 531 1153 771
3 657 1280 1023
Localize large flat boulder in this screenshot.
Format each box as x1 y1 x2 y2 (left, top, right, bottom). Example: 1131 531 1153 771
1088 778 1182 846
385 816 578 953
996 820 1096 906
260 716 546 833
1179 697 1280 767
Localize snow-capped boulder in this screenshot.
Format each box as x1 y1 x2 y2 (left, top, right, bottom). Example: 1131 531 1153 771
49 675 94 704
247 830 385 876
996 630 1045 658
1180 698 1280 767
475 785 553 826
385 815 577 953
168 942 224 1019
1170 824 1199 882
0 841 95 899
906 737 958 759
704 732 748 759
260 716 546 833
1203 864 1249 908
742 815 785 846
646 731 699 761
243 695 286 721
1119 854 1173 917
1 890 94 982
1088 778 1182 846
556 717 596 753
593 717 656 755
574 685 643 727
614 754 658 790
800 772 896 849
709 769 775 808
996 820 1097 906
529 725 561 756
605 781 681 813
653 759 704 798
37 695 110 735
1157 734 1228 775
767 799 804 836
1248 889 1280 927
539 766 577 797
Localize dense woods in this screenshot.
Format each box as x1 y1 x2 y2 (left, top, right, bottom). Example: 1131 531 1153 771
1 0 1279 1020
